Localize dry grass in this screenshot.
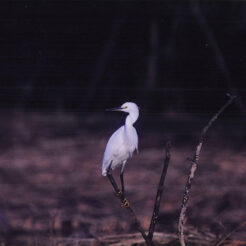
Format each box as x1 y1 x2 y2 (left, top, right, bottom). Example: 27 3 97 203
0 110 245 245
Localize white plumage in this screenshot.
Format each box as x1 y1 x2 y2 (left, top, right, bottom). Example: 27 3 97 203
102 102 139 176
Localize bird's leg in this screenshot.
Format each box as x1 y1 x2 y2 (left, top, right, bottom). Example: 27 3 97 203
106 162 112 175
120 168 130 207
120 162 126 198
106 162 130 207
106 163 122 197
120 172 125 198
119 171 130 208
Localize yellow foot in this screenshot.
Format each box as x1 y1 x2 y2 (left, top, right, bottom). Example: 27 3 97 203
121 198 130 207
115 190 122 197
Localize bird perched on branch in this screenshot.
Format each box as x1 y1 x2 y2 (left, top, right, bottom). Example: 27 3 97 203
102 102 139 198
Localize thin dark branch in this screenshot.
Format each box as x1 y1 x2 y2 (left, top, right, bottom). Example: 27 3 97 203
148 142 171 240
178 94 237 246
107 169 155 246
216 221 246 246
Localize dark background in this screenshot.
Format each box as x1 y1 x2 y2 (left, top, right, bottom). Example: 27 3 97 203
0 1 245 114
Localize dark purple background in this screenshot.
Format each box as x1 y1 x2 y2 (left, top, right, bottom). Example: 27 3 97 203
0 1 245 113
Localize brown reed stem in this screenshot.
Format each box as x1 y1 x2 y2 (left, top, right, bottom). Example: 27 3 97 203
178 94 237 246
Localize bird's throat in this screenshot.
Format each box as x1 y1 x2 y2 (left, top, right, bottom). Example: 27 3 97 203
125 114 137 126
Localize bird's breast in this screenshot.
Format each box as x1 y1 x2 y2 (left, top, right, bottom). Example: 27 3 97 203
124 126 138 152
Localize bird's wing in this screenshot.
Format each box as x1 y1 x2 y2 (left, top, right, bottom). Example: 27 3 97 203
102 126 125 170
132 127 138 153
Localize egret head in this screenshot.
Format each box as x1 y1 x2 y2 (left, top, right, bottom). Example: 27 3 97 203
120 102 139 114
107 102 139 114
106 102 139 124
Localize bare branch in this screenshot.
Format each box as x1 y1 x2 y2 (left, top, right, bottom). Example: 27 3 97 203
178 94 237 246
106 169 155 246
216 221 246 246
148 142 171 240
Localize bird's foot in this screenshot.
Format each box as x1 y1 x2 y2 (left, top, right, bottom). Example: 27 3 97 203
115 190 122 197
121 198 130 208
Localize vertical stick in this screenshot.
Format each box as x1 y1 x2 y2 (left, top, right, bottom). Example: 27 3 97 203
178 94 236 246
148 142 171 240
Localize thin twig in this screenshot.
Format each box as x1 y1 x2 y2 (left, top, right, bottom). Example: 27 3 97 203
107 169 155 246
178 94 237 246
216 221 246 246
148 142 171 240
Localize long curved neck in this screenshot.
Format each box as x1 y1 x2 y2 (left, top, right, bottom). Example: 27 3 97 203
125 112 139 128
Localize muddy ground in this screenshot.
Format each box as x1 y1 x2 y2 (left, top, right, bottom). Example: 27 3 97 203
0 109 245 245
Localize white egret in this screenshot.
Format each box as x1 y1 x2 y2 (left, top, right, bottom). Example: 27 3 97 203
102 102 139 197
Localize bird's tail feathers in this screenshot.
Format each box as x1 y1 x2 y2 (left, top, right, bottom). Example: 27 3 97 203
102 169 107 176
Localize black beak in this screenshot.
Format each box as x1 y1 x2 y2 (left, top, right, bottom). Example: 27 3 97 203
106 106 123 111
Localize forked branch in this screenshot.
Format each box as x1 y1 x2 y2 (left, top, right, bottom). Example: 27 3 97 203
148 142 171 240
178 94 237 246
107 168 155 246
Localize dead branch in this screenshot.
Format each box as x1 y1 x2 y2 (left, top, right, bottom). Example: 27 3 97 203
148 142 171 240
216 221 246 246
106 169 155 246
51 232 178 246
48 231 228 246
178 94 237 246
